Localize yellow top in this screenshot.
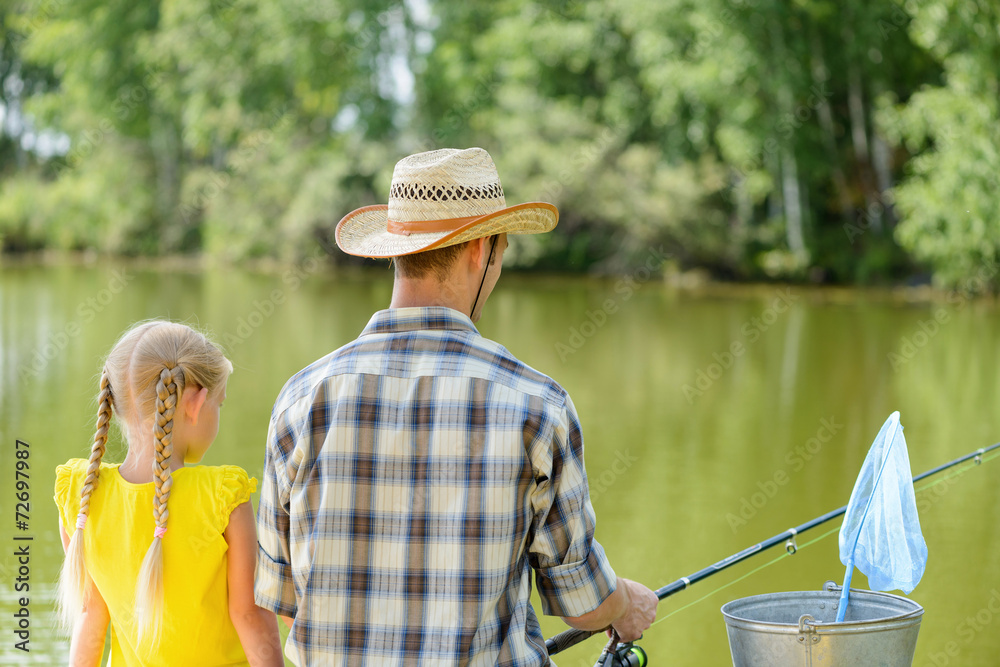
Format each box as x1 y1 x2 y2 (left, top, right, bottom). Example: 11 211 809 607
54 458 257 667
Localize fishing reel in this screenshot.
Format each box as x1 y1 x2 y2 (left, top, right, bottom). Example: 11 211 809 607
595 641 647 667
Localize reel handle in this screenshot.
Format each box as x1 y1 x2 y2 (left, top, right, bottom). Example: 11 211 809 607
595 642 648 667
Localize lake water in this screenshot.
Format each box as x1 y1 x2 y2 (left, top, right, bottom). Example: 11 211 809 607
2 260 999 666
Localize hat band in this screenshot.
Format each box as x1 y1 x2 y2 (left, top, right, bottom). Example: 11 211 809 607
387 214 483 237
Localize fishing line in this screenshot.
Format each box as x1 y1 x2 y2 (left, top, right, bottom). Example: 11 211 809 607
913 449 1000 494
648 524 843 629
640 450 1000 631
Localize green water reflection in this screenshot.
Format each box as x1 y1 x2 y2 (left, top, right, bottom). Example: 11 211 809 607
2 261 999 666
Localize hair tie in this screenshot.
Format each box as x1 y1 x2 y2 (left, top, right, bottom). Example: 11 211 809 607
75 513 88 530
153 526 167 539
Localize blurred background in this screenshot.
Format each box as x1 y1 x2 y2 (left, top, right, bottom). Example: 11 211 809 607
2 1 1000 666
0 0 998 284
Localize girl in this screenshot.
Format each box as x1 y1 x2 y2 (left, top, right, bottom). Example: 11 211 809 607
53 320 284 666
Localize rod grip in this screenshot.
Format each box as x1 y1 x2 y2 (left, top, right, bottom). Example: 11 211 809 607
545 627 596 655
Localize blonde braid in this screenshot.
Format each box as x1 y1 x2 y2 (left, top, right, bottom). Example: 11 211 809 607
56 369 113 630
134 365 183 645
152 366 181 530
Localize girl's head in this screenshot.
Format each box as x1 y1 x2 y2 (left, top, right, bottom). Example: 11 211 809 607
57 320 232 641
107 320 231 445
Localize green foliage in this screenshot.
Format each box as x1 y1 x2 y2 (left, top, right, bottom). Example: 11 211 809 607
877 0 1000 290
0 139 154 253
0 0 995 287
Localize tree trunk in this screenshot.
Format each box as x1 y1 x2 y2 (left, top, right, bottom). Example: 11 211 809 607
810 38 852 223
151 112 184 252
769 16 807 258
781 147 806 256
734 174 752 230
847 57 881 233
847 63 870 164
871 80 896 230
767 149 783 223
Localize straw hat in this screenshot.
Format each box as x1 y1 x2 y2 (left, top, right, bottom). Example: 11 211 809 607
335 147 558 258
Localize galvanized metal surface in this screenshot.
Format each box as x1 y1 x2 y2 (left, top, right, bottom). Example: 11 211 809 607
721 582 923 666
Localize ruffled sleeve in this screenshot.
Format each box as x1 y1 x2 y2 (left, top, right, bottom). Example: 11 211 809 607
53 458 88 534
217 465 258 532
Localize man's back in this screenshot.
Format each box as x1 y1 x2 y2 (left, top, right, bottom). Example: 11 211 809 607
255 307 616 666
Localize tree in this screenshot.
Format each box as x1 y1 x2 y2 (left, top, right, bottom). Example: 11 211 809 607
878 0 1000 289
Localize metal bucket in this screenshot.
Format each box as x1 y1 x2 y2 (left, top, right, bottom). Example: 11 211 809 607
721 581 923 666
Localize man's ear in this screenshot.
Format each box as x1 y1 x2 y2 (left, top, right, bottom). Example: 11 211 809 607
468 236 489 271
181 385 209 425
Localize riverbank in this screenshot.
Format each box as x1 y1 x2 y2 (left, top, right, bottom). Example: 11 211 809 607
2 249 996 308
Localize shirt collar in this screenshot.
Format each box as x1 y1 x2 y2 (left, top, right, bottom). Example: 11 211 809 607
360 307 480 337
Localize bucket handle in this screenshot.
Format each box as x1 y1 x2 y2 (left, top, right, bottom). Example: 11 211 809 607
797 614 821 645
820 580 924 623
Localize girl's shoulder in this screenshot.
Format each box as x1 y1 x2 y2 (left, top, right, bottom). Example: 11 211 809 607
55 457 119 475
54 458 87 509
181 464 255 489
53 458 119 523
53 457 114 498
55 457 88 478
215 465 258 521
180 465 259 528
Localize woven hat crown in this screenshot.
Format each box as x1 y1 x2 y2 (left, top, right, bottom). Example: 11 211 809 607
335 146 557 258
388 148 507 223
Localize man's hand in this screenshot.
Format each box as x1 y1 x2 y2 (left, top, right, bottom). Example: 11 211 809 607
561 576 658 640
610 578 658 641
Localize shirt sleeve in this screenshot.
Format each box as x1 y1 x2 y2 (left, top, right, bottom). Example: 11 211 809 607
53 459 86 534
216 466 257 533
528 394 618 618
254 402 299 617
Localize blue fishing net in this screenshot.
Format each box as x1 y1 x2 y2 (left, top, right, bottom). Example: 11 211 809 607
837 412 927 619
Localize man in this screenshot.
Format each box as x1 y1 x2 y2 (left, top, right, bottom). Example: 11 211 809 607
255 148 657 665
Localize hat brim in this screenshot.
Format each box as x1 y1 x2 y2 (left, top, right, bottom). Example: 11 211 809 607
335 202 559 258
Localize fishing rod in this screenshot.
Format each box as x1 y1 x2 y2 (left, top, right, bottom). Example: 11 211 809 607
545 441 1000 658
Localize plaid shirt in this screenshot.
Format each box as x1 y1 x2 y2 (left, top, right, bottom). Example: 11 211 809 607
255 307 617 666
